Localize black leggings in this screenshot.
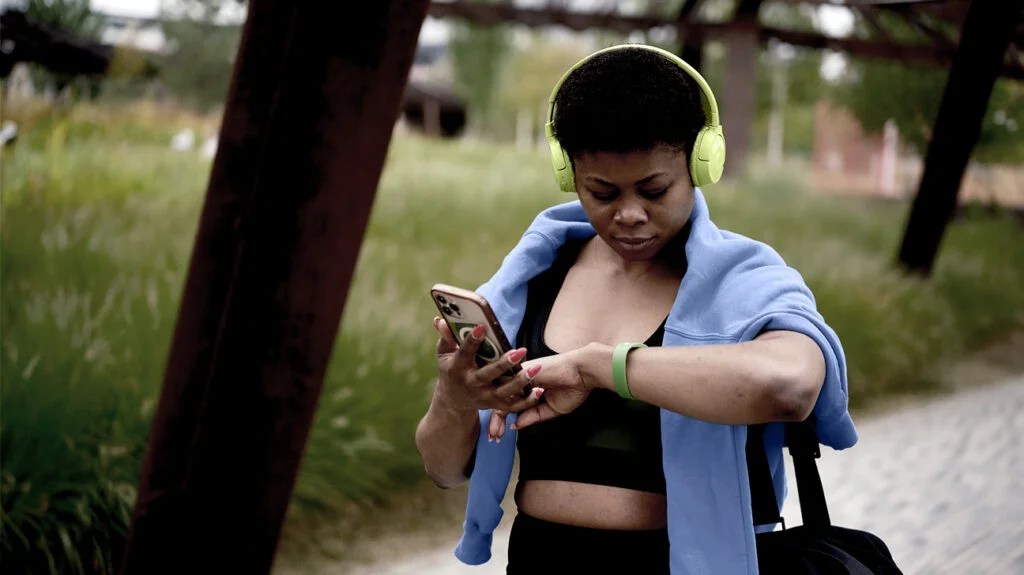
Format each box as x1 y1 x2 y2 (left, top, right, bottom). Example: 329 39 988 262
506 511 670 574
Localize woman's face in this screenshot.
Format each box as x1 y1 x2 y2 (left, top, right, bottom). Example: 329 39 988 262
573 144 694 262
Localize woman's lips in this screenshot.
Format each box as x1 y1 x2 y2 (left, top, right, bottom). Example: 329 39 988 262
614 236 655 251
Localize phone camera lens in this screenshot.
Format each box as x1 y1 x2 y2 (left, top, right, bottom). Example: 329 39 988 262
436 295 448 304
442 305 453 315
449 303 461 314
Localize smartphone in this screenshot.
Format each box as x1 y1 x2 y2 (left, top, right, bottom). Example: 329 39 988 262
430 283 520 374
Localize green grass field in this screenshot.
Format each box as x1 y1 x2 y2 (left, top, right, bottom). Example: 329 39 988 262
2 102 1022 573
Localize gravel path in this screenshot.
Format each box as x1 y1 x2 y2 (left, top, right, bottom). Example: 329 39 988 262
343 376 1024 575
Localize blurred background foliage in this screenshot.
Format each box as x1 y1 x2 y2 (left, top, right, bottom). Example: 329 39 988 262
23 0 105 98
829 6 1024 163
153 0 241 112
2 0 1023 573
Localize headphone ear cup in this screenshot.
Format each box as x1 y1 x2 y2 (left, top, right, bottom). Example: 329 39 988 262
689 125 726 187
546 121 576 193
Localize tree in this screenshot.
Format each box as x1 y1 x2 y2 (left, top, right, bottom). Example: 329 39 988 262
25 0 102 38
834 58 1024 163
25 0 105 97
448 6 510 136
973 79 1024 164
492 35 592 144
156 0 243 112
833 59 944 154
832 8 1024 162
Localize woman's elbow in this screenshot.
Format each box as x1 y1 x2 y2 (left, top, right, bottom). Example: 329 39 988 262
770 381 819 421
416 446 464 490
766 357 824 422
752 331 826 422
423 465 466 490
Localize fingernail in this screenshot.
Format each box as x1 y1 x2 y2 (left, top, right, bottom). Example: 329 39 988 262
526 365 542 378
510 423 518 431
508 349 526 363
531 387 545 400
488 436 493 443
471 324 486 338
495 437 501 443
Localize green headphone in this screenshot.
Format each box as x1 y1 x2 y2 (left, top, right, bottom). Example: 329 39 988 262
545 44 726 193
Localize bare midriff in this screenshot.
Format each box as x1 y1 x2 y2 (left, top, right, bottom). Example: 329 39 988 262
516 479 667 530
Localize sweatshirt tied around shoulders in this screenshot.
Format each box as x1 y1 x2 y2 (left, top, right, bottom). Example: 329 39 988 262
453 188 858 574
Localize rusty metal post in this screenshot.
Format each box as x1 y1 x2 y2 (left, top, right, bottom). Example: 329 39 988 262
119 2 430 574
897 0 1023 275
720 0 762 180
680 30 703 71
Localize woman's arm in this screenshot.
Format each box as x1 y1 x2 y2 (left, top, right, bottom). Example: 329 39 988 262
415 319 542 488
415 384 482 489
513 330 826 430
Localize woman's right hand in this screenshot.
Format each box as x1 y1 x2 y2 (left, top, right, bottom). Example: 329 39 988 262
433 317 545 421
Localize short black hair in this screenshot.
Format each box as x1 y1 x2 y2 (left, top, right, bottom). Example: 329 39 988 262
552 46 707 161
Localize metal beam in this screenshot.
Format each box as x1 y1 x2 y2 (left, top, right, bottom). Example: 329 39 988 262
853 5 896 42
676 0 707 70
762 26 1024 80
721 0 763 179
677 0 707 21
428 0 673 33
118 1 430 573
426 1 1024 80
897 0 1023 274
901 11 956 48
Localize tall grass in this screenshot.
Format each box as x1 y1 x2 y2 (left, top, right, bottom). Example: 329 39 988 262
1 103 1022 573
2 103 203 573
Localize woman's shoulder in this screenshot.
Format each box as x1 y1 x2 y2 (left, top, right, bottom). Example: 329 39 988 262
683 224 815 319
688 227 799 300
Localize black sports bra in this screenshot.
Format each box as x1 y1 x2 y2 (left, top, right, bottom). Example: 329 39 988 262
515 239 668 495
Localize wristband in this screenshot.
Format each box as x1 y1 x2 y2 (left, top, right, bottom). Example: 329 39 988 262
612 342 647 400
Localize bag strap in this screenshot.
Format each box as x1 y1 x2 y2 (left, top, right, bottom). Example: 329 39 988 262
747 418 832 528
746 424 783 526
786 418 831 527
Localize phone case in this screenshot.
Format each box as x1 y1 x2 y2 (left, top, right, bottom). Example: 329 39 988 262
430 283 519 372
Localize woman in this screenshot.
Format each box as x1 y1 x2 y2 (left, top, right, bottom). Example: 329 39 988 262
415 44 857 574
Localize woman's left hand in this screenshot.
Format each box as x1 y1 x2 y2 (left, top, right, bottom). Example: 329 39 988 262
510 349 592 431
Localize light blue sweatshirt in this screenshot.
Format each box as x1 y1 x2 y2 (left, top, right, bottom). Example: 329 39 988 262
454 189 858 574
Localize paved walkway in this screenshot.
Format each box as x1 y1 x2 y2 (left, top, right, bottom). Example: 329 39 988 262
346 376 1024 574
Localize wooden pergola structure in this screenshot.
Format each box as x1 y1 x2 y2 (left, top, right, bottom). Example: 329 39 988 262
429 0 1024 274
118 2 1020 574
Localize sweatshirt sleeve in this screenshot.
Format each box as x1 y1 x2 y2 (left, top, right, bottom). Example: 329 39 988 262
732 264 859 450
453 410 518 564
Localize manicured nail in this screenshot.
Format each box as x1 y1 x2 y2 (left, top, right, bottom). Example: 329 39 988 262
531 387 545 400
471 324 486 338
526 365 542 378
508 348 527 363
510 423 518 431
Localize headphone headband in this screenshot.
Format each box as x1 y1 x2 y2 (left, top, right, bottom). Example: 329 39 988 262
546 44 720 127
545 43 726 191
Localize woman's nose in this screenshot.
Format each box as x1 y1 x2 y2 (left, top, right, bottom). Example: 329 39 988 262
614 199 648 226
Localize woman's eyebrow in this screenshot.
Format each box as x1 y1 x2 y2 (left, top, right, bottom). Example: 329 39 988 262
635 173 669 185
585 173 669 186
